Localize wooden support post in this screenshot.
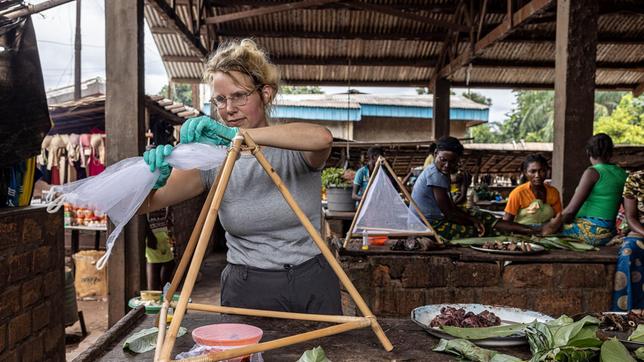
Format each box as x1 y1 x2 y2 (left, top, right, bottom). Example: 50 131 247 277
105 0 146 327
191 83 200 110
432 77 451 140
552 0 599 204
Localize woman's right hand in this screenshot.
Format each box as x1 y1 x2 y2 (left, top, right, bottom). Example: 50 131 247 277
143 145 174 189
472 219 486 236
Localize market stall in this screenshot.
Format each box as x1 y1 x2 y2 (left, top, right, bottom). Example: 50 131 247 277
76 307 532 361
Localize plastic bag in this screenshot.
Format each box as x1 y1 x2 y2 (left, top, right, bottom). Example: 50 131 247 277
353 166 431 235
46 143 227 269
175 343 263 361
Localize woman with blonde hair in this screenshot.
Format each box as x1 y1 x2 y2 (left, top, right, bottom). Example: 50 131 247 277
140 39 341 314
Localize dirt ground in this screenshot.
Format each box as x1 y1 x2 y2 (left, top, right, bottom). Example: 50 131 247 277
64 229 227 360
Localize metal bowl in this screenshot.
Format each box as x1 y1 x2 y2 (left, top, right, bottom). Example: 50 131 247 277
411 304 554 347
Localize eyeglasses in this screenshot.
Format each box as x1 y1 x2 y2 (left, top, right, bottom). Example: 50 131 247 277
211 86 262 109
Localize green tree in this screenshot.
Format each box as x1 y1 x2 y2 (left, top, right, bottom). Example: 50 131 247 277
594 94 644 144
416 87 429 95
158 84 193 106
462 91 492 106
280 85 324 94
468 122 502 143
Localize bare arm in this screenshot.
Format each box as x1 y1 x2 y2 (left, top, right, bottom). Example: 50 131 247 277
433 187 474 225
561 168 599 223
503 212 516 222
624 197 644 237
245 122 333 169
138 169 205 214
352 183 361 201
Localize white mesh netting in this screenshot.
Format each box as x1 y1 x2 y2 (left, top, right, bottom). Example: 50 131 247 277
46 143 228 269
352 166 431 235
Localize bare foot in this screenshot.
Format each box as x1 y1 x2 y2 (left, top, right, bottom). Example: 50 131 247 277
540 213 563 235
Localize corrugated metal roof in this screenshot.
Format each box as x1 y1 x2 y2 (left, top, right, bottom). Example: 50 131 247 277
144 0 644 89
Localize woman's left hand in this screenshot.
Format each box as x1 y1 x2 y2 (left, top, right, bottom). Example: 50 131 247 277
180 116 238 146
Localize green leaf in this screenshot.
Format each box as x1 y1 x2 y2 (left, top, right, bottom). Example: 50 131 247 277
634 347 644 360
433 338 523 362
440 323 527 340
525 316 602 362
630 324 644 342
600 338 635 362
122 326 187 354
297 346 331 362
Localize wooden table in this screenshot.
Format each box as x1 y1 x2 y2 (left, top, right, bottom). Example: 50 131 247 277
322 208 356 239
78 307 532 361
67 224 106 255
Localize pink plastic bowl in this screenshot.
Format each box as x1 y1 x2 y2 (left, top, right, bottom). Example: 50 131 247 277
191 323 263 347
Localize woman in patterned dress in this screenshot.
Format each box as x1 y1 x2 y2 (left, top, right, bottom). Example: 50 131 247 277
612 170 644 311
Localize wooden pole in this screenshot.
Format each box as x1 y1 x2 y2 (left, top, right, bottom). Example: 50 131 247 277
342 158 383 248
180 320 371 362
164 169 221 301
158 137 243 361
242 131 393 352
185 303 366 323
154 300 170 362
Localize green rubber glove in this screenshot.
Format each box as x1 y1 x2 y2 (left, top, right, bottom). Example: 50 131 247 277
143 144 173 189
180 116 238 146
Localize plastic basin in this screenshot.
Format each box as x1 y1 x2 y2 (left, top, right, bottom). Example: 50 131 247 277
192 323 263 347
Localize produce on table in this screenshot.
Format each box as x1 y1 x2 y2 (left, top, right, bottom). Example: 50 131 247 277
430 306 501 328
482 240 532 252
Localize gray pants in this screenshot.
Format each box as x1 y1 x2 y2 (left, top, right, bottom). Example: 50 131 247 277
221 254 342 314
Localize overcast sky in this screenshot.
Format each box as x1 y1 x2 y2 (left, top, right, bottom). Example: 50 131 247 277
31 0 515 124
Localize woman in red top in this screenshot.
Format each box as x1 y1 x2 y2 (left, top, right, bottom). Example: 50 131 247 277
504 154 562 227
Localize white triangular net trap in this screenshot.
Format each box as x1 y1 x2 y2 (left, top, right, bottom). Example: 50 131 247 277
352 165 431 235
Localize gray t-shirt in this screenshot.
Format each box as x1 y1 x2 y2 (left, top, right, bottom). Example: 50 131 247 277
411 163 450 221
201 147 321 270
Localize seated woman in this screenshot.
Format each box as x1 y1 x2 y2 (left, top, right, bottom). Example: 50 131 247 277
503 154 562 227
551 133 628 246
352 147 384 202
410 136 558 241
612 170 644 311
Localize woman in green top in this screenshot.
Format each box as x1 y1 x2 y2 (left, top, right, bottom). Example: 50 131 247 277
552 133 627 246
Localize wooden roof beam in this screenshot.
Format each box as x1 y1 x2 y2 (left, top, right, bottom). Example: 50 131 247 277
148 0 207 56
211 28 644 45
343 0 469 32
205 0 342 24
432 0 554 84
279 79 638 90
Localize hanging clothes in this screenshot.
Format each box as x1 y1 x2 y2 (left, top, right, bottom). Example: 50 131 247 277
88 133 106 176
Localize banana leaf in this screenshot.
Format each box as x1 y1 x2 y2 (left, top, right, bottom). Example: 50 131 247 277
297 346 331 362
635 347 644 360
449 236 514 246
630 324 644 342
525 315 602 362
433 338 523 362
123 326 187 353
600 338 635 362
440 323 528 340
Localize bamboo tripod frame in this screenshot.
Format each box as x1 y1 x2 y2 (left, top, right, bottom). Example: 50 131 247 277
154 132 393 362
342 156 442 248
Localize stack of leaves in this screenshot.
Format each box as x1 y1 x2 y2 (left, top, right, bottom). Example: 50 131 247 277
524 315 602 361
432 314 642 361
